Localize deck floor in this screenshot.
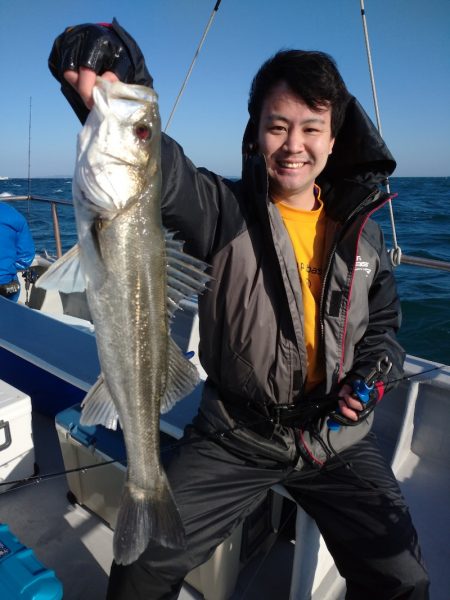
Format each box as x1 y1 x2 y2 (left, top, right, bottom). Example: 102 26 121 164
2 407 449 599
1 412 296 600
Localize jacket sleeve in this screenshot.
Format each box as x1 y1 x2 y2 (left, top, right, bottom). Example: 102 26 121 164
14 216 35 271
160 133 228 261
347 227 405 394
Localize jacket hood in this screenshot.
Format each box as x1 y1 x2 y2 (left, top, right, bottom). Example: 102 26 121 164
242 94 396 221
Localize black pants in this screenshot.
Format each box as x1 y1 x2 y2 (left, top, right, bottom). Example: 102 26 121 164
107 431 429 599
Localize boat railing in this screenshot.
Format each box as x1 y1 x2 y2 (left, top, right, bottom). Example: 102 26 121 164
1 194 450 272
1 194 72 259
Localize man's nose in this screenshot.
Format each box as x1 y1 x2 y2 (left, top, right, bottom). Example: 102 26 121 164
283 129 305 153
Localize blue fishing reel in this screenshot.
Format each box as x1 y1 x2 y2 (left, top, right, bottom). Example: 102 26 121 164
327 356 392 430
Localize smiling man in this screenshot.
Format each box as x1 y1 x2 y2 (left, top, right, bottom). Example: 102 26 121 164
49 23 429 599
258 81 335 209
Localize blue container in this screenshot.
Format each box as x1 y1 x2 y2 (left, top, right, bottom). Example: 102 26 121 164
55 403 127 462
55 402 191 467
0 524 63 599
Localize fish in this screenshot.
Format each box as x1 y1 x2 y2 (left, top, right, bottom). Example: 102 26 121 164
38 79 210 565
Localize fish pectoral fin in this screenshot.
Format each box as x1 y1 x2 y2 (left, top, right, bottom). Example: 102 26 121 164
80 374 120 430
160 337 201 414
165 233 211 319
35 243 86 293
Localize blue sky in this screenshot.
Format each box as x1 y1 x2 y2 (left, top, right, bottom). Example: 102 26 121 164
1 0 449 178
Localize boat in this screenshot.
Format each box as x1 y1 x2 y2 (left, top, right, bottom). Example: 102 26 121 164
1 4 449 599
0 195 449 599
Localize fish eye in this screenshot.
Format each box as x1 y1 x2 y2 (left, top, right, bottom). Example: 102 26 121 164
135 124 152 142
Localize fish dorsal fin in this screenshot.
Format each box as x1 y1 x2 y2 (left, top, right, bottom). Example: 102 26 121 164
160 337 201 413
165 233 210 319
35 243 86 293
80 374 120 430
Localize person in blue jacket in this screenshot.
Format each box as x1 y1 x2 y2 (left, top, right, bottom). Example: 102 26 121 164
0 203 35 302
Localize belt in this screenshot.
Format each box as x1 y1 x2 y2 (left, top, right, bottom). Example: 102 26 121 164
221 390 338 428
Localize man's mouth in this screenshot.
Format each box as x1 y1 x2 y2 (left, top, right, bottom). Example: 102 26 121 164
277 160 308 169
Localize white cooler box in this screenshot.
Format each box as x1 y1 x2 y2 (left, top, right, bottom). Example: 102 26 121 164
0 380 35 493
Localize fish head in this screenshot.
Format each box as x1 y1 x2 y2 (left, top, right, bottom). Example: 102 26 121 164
74 78 161 219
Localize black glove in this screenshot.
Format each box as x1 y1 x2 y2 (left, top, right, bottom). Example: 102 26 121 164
48 18 153 123
330 382 383 427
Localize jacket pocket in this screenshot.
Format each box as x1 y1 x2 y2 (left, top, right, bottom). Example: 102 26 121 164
220 343 255 396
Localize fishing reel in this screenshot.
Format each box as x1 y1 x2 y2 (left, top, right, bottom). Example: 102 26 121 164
327 356 392 430
22 268 39 289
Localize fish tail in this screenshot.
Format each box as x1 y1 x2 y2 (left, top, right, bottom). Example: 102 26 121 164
113 474 185 566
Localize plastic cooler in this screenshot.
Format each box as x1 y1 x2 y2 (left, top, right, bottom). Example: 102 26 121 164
0 379 35 493
55 403 175 529
0 523 63 599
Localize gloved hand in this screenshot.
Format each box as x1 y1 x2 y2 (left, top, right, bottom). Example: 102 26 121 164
48 18 153 123
333 381 384 426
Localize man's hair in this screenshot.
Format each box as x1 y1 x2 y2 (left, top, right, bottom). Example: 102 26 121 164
248 50 349 138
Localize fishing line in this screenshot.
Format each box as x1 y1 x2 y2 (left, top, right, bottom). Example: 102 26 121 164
1 364 442 494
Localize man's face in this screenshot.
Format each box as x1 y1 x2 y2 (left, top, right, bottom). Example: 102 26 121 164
257 81 335 208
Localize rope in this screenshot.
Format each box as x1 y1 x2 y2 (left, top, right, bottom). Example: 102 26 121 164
360 0 401 267
164 0 222 133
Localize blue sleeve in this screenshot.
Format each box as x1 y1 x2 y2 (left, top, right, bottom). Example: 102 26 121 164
14 218 35 271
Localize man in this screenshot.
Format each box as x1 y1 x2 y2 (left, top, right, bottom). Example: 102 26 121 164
49 21 429 599
0 202 35 302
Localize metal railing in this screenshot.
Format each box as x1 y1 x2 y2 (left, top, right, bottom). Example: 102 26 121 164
0 194 72 259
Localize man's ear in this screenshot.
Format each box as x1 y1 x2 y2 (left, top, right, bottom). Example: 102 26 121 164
242 119 259 155
329 137 335 155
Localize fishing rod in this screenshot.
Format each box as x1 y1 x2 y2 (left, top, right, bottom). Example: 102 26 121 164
27 97 32 214
0 364 443 494
164 0 222 133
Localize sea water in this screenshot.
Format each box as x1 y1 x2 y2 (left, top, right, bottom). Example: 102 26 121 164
1 177 449 364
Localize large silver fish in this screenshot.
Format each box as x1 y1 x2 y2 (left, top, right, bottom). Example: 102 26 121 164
38 79 209 565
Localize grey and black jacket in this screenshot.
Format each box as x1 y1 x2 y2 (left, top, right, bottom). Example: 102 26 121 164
159 97 405 468
49 21 404 468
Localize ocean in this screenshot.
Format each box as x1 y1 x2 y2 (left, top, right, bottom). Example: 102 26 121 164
1 177 449 365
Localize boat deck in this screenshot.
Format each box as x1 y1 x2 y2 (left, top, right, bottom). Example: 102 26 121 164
1 296 449 598
2 369 449 599
2 411 298 600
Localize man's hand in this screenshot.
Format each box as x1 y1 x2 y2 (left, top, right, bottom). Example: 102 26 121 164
337 383 363 422
64 67 118 110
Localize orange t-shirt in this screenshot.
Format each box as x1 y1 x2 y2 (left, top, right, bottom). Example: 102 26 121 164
276 193 326 391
